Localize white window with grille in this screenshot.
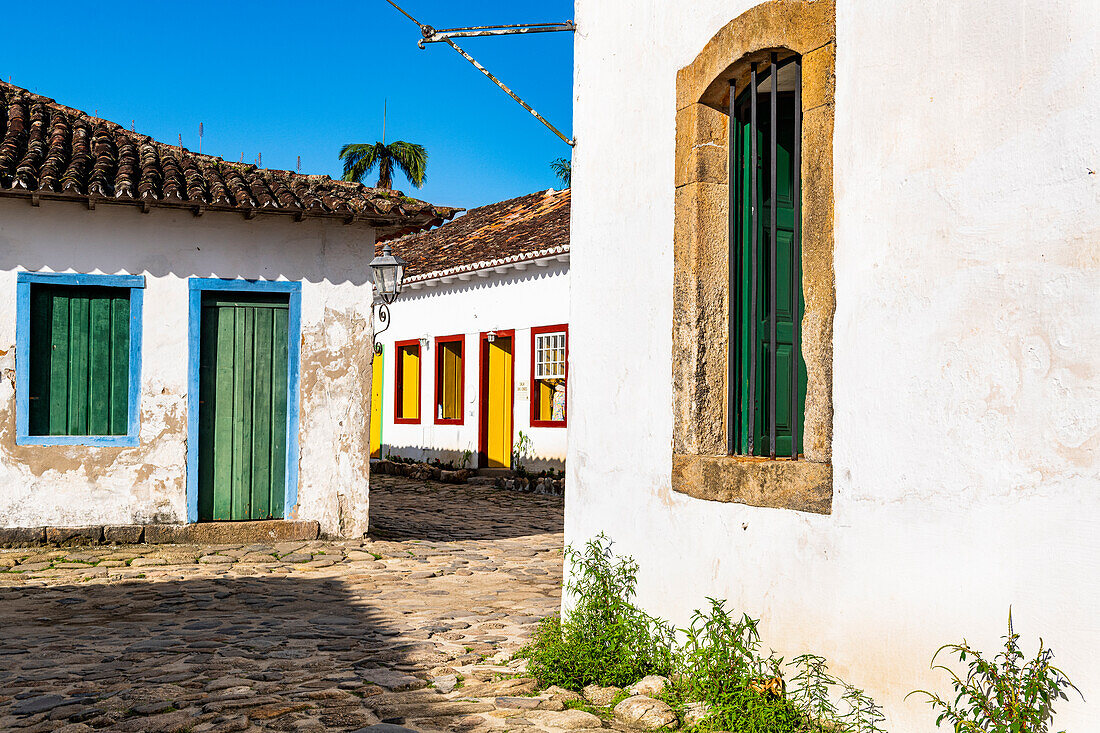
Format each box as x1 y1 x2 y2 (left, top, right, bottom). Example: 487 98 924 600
534 331 567 380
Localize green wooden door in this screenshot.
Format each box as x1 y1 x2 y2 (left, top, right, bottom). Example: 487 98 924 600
197 292 290 521
734 91 806 456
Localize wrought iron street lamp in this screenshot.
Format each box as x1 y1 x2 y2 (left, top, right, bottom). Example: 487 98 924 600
370 243 408 354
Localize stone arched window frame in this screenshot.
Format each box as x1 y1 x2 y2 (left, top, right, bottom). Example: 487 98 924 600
672 0 836 513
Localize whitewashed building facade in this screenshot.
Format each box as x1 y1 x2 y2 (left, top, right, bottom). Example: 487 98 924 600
0 81 455 539
566 1 1098 730
374 189 570 471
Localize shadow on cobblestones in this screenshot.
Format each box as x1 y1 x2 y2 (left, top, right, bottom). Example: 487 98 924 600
368 476 564 542
0 477 565 732
0 575 419 731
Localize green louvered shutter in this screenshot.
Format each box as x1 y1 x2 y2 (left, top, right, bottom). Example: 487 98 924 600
28 285 131 436
733 91 806 456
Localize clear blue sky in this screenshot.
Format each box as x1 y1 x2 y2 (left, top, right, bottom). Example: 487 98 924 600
2 0 574 210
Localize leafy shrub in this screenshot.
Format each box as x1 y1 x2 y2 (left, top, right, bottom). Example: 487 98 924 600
520 534 675 688
666 601 885 733
908 610 1081 732
667 599 801 732
524 537 886 733
512 431 534 471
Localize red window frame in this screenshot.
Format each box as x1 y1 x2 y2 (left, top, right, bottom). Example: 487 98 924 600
433 334 465 425
530 323 568 428
394 339 421 424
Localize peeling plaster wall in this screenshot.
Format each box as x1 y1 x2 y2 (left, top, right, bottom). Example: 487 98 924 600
0 198 376 536
567 1 1100 731
381 262 569 468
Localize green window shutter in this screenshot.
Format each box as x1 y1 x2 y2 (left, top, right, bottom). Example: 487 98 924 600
28 285 131 437
732 78 806 457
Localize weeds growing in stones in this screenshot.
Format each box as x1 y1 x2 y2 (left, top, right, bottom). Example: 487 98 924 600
666 604 886 732
520 534 675 689
521 535 886 732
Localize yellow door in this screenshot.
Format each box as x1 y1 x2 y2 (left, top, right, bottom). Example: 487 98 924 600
485 337 513 468
370 349 384 458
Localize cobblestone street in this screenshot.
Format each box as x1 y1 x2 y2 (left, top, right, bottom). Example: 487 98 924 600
0 476 570 733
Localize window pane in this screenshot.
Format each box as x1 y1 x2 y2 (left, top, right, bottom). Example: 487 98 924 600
535 331 566 380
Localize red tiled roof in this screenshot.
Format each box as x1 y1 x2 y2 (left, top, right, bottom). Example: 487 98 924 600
384 188 570 280
0 81 459 236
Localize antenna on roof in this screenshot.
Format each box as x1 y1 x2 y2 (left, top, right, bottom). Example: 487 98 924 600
199 122 204 154
297 155 301 172
240 153 244 163
179 133 183 148
258 153 262 167
131 120 135 132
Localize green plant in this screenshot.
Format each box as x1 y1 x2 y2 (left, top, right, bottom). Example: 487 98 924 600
512 431 534 472
563 698 611 718
668 602 806 733
785 654 886 733
666 610 885 733
550 157 572 187
519 534 675 689
525 537 884 733
907 611 1081 732
461 449 473 469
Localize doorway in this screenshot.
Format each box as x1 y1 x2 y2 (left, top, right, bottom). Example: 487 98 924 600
478 331 513 468
186 279 302 523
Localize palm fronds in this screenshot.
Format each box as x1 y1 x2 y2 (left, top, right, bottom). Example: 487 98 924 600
550 157 571 187
339 141 427 190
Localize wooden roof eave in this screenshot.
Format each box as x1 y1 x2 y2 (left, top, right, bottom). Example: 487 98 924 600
0 188 455 230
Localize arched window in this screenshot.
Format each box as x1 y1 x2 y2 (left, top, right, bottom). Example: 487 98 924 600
671 0 834 513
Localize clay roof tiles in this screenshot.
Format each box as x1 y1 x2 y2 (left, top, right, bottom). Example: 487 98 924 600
0 81 459 236
384 187 570 280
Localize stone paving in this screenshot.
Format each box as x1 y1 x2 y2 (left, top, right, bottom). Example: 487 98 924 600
0 475 586 733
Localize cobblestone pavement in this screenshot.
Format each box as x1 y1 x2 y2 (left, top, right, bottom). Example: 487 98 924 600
0 476 580 733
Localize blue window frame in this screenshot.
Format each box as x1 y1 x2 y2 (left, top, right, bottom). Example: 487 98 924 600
185 278 303 523
15 272 145 447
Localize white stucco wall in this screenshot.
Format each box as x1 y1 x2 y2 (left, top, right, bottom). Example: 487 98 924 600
0 198 378 536
568 1 1099 731
380 260 569 469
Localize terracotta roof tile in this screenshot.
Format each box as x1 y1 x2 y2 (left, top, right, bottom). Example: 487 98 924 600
0 81 459 236
384 188 570 280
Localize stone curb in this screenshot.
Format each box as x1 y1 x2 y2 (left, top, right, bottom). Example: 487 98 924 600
0 520 320 547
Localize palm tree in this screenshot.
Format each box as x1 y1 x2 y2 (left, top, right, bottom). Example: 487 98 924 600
339 141 427 190
550 157 571 187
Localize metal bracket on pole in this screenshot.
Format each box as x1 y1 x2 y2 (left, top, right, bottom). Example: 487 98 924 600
383 0 576 147
373 302 391 355
418 22 576 45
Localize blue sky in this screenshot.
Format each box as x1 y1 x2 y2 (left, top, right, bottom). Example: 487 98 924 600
2 1 574 210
